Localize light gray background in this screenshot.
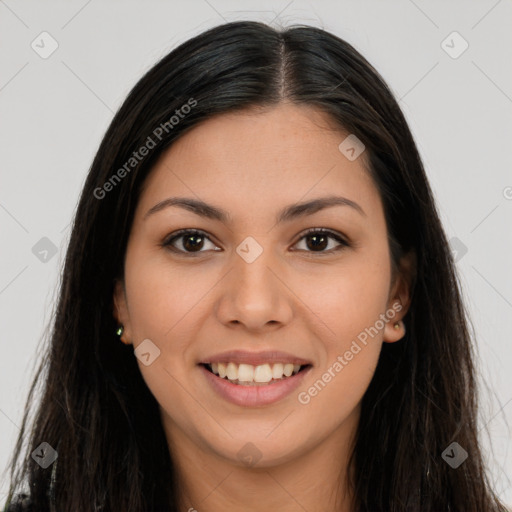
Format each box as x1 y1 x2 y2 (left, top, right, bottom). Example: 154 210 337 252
1 0 511 506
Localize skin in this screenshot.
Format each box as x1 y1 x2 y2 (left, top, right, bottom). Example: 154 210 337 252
113 102 414 512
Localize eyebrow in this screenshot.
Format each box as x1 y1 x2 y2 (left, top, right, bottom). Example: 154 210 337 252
144 195 366 224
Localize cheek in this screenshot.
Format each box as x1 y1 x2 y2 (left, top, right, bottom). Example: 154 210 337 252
294 246 391 345
292 247 390 409
123 252 204 423
124 244 214 343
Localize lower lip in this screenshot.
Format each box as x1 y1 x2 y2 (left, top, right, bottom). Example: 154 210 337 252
199 364 312 407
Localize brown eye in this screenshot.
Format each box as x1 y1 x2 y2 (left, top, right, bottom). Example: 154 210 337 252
163 229 219 254
294 228 349 254
181 232 204 251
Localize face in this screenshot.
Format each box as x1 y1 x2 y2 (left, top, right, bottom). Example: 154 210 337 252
114 103 411 471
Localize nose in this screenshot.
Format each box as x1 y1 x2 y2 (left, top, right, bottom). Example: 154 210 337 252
215 242 294 332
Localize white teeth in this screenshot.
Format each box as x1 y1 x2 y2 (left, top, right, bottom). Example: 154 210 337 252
283 363 294 377
272 363 284 379
207 361 304 384
238 363 254 382
226 362 238 380
254 364 272 383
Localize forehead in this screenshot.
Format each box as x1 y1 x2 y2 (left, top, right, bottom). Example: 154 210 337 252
136 103 381 224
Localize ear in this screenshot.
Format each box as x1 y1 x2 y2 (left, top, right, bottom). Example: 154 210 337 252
383 250 416 343
113 278 132 345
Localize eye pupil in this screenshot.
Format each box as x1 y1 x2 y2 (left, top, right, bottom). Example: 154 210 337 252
183 234 204 251
306 234 328 251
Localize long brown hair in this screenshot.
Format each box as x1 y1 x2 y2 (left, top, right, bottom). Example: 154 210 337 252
3 20 508 511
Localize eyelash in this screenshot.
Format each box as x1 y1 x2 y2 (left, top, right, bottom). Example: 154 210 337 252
161 228 350 257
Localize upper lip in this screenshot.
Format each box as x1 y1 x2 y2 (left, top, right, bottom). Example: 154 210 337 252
200 350 312 367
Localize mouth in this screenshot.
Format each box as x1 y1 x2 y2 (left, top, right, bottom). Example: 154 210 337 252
198 359 313 407
198 350 313 406
200 362 312 386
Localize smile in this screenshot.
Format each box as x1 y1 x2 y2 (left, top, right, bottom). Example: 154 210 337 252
203 362 306 385
199 362 312 407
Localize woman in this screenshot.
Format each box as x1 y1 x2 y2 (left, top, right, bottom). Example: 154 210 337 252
3 20 508 512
